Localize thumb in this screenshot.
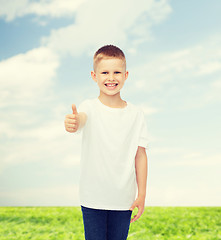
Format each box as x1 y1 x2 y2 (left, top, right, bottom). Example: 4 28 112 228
130 202 136 211
72 104 78 114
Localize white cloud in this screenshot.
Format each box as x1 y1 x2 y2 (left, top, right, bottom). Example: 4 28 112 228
147 148 221 206
170 153 221 167
148 185 221 206
0 184 80 206
27 0 85 18
126 34 221 108
0 47 59 107
0 46 65 174
0 0 28 21
197 61 221 76
0 44 83 176
42 0 172 56
137 103 158 115
0 116 82 172
203 77 221 104
0 0 86 21
212 79 221 88
150 147 184 155
150 146 221 167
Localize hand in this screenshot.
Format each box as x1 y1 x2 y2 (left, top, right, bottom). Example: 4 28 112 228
64 104 80 133
129 196 145 223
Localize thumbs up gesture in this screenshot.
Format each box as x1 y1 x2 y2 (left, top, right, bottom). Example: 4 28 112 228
64 104 80 133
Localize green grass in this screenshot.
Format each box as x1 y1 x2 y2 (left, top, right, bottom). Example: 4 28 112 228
0 207 220 239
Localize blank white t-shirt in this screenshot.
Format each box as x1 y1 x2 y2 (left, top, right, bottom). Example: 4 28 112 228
75 97 149 210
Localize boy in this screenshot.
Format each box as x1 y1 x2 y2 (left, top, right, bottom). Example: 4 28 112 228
64 45 148 240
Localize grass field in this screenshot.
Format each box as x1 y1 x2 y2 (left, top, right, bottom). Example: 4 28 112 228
0 207 220 240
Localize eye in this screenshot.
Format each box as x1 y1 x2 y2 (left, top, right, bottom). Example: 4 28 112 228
102 72 108 74
115 71 121 74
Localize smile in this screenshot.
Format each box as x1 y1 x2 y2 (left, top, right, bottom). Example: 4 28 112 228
104 83 118 90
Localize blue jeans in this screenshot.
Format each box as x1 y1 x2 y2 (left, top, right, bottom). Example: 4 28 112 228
81 205 132 240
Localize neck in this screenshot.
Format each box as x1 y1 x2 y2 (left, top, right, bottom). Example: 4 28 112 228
98 93 126 108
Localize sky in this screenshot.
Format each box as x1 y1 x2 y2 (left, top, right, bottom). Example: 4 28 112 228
0 0 221 207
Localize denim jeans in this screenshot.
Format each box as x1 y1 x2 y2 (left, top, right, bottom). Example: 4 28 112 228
81 205 132 240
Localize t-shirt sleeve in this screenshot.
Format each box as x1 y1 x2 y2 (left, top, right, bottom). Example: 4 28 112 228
138 110 149 149
73 99 90 135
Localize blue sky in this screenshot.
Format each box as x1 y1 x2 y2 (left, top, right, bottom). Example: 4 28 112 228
0 0 220 206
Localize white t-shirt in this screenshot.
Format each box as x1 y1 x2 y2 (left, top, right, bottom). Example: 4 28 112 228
74 97 149 210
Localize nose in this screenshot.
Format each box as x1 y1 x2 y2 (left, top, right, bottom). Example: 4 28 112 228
109 73 114 81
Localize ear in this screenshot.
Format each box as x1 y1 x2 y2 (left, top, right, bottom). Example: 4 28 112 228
91 71 97 83
125 70 129 80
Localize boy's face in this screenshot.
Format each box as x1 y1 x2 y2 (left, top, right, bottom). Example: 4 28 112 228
91 57 128 98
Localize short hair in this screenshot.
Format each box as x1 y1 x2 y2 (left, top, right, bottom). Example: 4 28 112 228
93 45 126 70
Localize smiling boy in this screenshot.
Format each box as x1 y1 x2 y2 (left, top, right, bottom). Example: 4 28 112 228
64 45 148 240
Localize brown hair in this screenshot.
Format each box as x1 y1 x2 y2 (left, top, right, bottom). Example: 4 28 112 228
93 45 126 70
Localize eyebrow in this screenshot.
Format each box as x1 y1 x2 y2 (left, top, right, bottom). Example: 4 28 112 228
100 70 122 73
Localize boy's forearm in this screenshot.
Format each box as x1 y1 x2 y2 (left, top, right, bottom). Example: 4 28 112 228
135 147 148 198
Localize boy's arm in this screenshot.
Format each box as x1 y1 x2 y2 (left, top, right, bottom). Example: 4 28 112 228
130 146 148 223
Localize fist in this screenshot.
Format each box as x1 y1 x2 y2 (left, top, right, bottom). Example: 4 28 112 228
64 104 80 133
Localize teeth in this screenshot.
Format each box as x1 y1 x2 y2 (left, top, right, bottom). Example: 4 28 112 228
105 84 117 86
